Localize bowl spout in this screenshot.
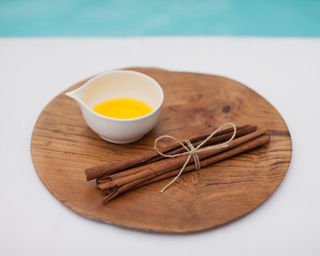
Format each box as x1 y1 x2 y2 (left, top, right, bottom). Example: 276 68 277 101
65 89 85 106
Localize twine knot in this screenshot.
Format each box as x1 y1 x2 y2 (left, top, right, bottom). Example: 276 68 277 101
154 122 236 192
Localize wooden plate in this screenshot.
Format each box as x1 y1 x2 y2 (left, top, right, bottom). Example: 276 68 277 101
31 67 292 233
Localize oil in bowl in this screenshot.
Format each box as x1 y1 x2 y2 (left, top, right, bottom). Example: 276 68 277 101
93 97 153 119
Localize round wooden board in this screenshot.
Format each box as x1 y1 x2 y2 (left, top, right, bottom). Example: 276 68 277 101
31 67 292 233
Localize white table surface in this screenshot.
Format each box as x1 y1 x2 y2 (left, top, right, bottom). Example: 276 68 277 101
0 37 319 256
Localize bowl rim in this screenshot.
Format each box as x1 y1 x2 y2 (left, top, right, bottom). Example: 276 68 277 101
74 70 164 122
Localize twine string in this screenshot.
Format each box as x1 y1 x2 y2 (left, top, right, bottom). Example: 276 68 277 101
154 122 237 192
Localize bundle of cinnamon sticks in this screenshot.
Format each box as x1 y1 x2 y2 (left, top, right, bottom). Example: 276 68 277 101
85 125 270 204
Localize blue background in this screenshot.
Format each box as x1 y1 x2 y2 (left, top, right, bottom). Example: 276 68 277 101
1 0 320 37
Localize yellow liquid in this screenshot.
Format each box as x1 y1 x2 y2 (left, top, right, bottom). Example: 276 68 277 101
93 98 152 119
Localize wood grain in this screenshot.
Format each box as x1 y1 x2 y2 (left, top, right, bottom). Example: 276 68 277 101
31 67 292 233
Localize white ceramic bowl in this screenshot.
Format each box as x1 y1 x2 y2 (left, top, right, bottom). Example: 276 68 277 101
66 70 164 144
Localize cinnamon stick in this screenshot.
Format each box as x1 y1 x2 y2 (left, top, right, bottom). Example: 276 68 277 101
90 125 256 182
101 132 270 203
96 125 256 184
86 125 250 181
97 129 266 191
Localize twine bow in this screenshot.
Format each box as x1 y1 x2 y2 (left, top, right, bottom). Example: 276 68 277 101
154 122 237 192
